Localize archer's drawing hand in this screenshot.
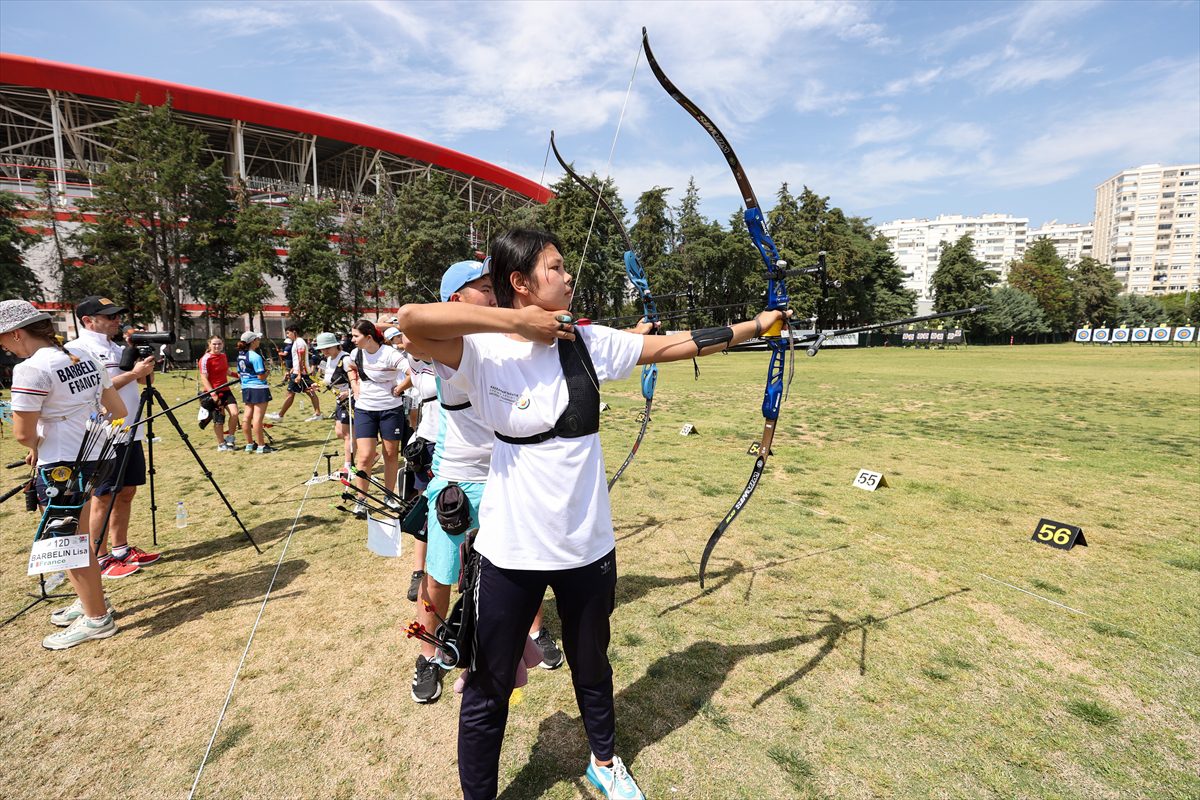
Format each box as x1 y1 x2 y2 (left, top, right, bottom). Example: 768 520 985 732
515 307 575 345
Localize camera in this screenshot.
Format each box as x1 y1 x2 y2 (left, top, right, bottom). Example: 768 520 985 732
119 331 176 370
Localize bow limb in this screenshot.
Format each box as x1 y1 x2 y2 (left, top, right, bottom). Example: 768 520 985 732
643 28 792 587
550 131 660 490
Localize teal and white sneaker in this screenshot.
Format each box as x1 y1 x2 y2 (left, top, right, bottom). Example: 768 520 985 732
586 755 645 800
50 597 115 627
42 612 118 650
244 443 256 453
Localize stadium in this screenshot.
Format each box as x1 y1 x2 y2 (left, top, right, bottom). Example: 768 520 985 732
0 53 552 338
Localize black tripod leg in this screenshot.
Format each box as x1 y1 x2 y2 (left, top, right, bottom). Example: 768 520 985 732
150 388 262 554
2 573 73 627
94 392 147 556
145 400 159 547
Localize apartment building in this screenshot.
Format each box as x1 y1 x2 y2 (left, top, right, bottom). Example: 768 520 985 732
1027 220 1094 264
1093 163 1200 295
875 214 1028 303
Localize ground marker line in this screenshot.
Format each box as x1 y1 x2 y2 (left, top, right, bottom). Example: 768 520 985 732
978 573 1196 660
188 425 336 799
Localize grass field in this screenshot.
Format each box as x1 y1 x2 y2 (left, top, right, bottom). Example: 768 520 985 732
1 343 1197 800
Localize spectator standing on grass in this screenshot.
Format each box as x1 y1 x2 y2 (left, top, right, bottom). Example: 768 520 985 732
70 296 160 579
268 325 323 422
1 299 126 650
237 332 275 454
315 331 354 476
399 228 788 800
407 259 563 706
345 319 411 517
198 335 240 452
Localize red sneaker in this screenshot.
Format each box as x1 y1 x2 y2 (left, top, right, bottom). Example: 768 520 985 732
123 546 161 566
100 555 140 579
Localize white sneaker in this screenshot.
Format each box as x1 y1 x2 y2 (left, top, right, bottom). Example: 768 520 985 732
43 612 118 650
305 414 324 422
585 755 645 800
50 597 116 627
217 444 231 452
265 413 282 421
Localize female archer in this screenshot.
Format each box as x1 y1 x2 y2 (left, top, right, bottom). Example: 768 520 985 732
398 228 786 800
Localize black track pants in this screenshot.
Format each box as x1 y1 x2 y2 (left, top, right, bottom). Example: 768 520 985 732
458 548 618 800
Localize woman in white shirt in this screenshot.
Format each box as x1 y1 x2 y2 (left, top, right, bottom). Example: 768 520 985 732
1 300 127 651
398 229 786 800
345 319 411 512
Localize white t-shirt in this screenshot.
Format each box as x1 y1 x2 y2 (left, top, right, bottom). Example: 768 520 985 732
432 376 493 483
291 337 308 375
10 345 115 465
321 351 352 385
409 357 440 442
349 344 407 411
438 325 642 570
68 327 144 442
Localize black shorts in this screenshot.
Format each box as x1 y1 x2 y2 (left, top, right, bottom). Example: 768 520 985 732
242 387 272 405
204 389 237 423
333 400 351 424
354 406 408 442
93 442 147 496
287 374 316 394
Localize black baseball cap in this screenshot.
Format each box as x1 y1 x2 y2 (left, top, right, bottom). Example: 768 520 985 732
76 296 128 317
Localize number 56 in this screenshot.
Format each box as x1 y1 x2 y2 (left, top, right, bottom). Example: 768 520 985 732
1037 523 1071 545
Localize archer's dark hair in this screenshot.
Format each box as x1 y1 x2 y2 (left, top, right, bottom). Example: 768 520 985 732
489 228 564 309
353 319 384 344
285 324 300 334
23 318 79 363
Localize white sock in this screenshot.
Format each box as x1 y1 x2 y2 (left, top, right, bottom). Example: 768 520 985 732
530 629 541 640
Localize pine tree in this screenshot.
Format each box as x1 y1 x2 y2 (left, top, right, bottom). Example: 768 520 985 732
0 191 41 300
1008 239 1075 332
931 235 998 322
1070 257 1122 327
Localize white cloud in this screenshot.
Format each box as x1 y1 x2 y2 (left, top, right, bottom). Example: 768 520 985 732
188 4 295 35
929 122 991 151
794 79 861 114
881 67 943 96
985 53 1088 93
853 116 917 147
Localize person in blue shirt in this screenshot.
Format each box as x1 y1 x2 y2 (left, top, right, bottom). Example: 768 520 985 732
236 331 275 454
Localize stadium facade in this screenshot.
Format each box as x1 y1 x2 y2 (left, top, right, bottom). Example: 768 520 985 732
0 53 552 338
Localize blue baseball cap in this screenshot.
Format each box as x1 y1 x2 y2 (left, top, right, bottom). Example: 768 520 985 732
440 259 490 302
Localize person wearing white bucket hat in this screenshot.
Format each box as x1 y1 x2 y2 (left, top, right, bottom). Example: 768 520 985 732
315 331 354 476
1 299 127 649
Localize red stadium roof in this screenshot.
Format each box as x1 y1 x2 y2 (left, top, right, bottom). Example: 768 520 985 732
0 53 554 203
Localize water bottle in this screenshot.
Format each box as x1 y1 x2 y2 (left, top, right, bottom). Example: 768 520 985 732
176 500 188 529
44 571 67 592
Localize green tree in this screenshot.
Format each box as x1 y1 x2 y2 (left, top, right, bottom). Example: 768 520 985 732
931 235 998 321
379 175 473 305
978 286 1049 338
76 100 229 331
218 198 281 332
1070 257 1122 327
340 209 372 320
0 191 41 300
1158 291 1200 326
1114 293 1165 326
1008 239 1074 332
630 186 679 307
281 198 344 332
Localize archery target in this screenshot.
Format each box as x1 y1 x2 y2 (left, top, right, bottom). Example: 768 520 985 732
1074 329 1092 342
1152 327 1171 341
1174 326 1196 342
1093 329 1111 342
1132 327 1150 341
1111 328 1130 342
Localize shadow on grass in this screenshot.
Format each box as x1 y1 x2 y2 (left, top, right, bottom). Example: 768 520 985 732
115 557 309 638
615 544 851 616
159 514 327 564
498 588 969 799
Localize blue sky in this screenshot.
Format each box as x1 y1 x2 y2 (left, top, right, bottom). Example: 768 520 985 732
2 0 1198 229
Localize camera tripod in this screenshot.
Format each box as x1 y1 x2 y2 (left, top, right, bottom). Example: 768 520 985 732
94 373 261 554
